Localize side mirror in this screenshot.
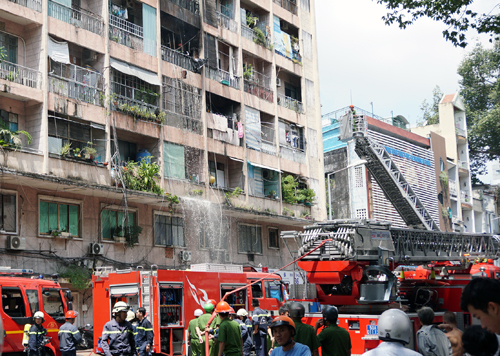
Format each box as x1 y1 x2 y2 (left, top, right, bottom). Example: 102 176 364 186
66 290 73 302
67 301 73 311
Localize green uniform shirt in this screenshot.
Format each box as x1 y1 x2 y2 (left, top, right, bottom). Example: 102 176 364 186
318 324 351 356
218 318 242 356
188 318 201 356
292 319 321 353
198 313 216 356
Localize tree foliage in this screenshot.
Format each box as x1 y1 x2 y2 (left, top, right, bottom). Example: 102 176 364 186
376 0 500 47
458 41 500 183
418 85 443 126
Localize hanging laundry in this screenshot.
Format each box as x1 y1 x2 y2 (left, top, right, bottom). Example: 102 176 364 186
238 122 244 138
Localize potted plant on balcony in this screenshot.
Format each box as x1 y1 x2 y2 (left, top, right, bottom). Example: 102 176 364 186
299 188 316 206
267 190 276 199
73 147 81 158
60 142 72 157
83 142 97 161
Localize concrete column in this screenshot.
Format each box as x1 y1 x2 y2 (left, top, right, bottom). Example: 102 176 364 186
41 0 49 174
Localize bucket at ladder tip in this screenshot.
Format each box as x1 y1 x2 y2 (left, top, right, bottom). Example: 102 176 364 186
136 149 151 163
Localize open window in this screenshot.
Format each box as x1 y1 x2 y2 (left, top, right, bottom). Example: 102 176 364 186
265 280 284 302
159 283 184 355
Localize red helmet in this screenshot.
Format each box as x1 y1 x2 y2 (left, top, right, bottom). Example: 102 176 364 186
229 307 235 314
65 310 78 319
208 299 217 306
270 316 296 336
215 301 232 313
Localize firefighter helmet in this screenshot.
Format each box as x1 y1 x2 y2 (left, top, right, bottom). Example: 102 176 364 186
126 310 135 322
215 301 231 313
194 309 203 317
204 303 215 313
208 299 217 306
289 302 305 319
65 310 78 319
229 307 235 314
112 301 129 313
377 309 411 345
236 309 248 317
33 311 44 319
270 316 296 336
323 306 338 323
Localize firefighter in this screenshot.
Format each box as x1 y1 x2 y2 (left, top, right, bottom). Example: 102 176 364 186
58 310 82 356
252 299 272 356
101 301 136 356
314 306 351 356
269 316 311 356
235 309 252 356
362 309 421 356
288 302 320 356
189 309 203 356
28 311 47 356
196 303 216 356
215 301 242 356
135 307 154 356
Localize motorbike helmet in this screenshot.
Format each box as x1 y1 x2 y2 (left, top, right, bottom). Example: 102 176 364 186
289 302 305 319
34 311 45 320
126 310 135 322
323 306 338 324
215 301 231 313
204 303 215 313
236 309 248 317
194 309 203 317
112 301 129 313
377 309 411 345
270 316 296 336
65 310 78 319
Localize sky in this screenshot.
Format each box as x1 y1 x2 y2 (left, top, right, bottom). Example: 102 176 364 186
315 1 496 182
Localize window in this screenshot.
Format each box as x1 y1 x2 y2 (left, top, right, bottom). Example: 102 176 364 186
111 139 137 163
279 121 305 151
302 30 312 60
0 110 18 132
356 209 368 219
111 69 160 106
42 288 64 318
0 192 16 233
2 287 26 317
209 161 225 188
26 290 39 315
265 280 283 301
154 214 185 246
300 0 310 12
164 142 185 179
440 158 445 172
355 166 364 188
269 228 279 248
251 281 263 298
39 201 80 237
101 208 137 241
200 220 228 250
0 33 18 63
284 82 301 101
238 224 262 254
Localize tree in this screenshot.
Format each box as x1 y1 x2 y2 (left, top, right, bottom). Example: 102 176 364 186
376 0 500 47
457 40 500 183
418 85 443 126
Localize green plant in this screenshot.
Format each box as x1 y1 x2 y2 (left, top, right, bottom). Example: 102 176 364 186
60 142 72 156
225 187 243 206
59 264 92 291
281 175 299 204
441 207 449 219
114 225 143 247
267 190 276 198
439 171 449 190
122 159 163 195
73 147 81 157
246 14 258 28
189 189 203 196
253 28 267 47
50 229 61 237
83 142 97 159
298 188 316 203
301 211 311 220
3 70 19 82
282 206 294 216
243 64 254 80
165 192 180 206
0 122 32 149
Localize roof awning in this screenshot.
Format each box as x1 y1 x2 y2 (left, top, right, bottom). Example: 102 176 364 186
248 161 280 173
110 57 161 86
229 157 244 163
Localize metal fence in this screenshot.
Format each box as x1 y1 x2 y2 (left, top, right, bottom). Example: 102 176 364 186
111 81 160 116
243 70 273 102
49 59 103 106
277 93 303 113
280 145 306 164
261 124 277 155
48 0 103 35
9 0 41 12
109 14 143 51
0 60 41 89
273 0 298 15
161 46 196 72
217 11 238 33
205 66 240 89
168 0 199 14
241 25 271 48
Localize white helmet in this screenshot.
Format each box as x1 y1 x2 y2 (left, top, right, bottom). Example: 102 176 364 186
33 311 44 319
112 301 129 313
126 310 135 322
377 309 411 345
194 309 203 317
236 309 248 317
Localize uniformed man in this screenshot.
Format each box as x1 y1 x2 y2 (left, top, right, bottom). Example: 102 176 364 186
58 310 82 356
252 299 272 356
101 301 136 356
235 309 252 356
215 302 242 356
188 309 203 356
288 302 320 356
314 306 351 356
196 303 216 356
135 308 154 356
28 311 47 356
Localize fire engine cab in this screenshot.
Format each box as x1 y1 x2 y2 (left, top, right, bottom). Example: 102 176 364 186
92 264 286 356
0 267 71 356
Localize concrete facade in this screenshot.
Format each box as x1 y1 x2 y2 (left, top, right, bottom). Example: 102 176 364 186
0 0 325 325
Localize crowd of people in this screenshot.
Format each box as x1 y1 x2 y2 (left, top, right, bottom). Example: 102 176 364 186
19 277 500 356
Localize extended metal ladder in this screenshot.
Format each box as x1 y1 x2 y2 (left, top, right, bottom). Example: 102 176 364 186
340 112 439 231
140 270 153 325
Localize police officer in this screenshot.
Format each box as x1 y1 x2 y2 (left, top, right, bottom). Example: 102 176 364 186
28 311 47 356
314 306 351 356
215 302 242 356
135 307 154 356
252 299 272 356
101 301 136 356
58 310 82 356
235 309 252 356
288 302 320 356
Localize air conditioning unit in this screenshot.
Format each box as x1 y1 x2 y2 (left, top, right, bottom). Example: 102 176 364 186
89 243 104 256
180 250 192 262
276 78 282 87
6 236 26 250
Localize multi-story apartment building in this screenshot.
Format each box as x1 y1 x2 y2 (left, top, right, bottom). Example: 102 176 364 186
472 185 499 234
0 0 325 322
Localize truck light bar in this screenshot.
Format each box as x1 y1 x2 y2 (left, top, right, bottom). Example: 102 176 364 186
0 267 33 274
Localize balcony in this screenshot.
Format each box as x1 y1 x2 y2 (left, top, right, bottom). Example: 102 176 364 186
280 145 305 164
273 0 297 15
109 14 153 54
449 179 458 197
0 60 42 89
217 11 238 32
167 0 199 14
161 46 200 73
49 59 103 106
111 81 161 124
243 70 273 102
205 66 240 90
277 93 303 113
461 190 472 205
261 123 277 155
48 0 103 35
241 25 271 49
456 125 466 138
207 112 241 146
8 0 41 12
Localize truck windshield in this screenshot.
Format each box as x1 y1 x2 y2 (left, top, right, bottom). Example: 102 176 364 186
265 280 283 302
42 288 64 317
26 290 39 315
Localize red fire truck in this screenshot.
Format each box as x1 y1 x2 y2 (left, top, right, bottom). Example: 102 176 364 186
0 268 72 356
92 264 286 355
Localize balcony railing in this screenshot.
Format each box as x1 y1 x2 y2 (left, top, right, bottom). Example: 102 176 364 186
456 125 467 137
217 11 238 32
167 0 199 14
280 145 306 164
0 60 41 89
109 14 145 52
111 81 160 120
243 70 273 102
241 25 271 49
9 0 41 12
449 179 457 197
48 0 103 35
205 66 240 89
261 125 277 155
458 160 468 170
161 46 197 72
277 93 303 113
273 0 297 15
49 59 103 106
